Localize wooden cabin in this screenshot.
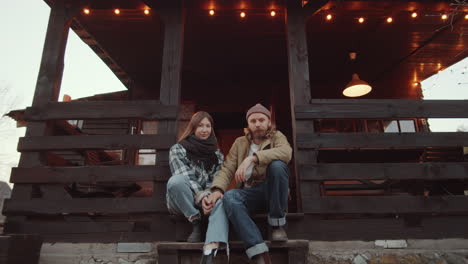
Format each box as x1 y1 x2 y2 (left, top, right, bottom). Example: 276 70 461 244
2 0 468 262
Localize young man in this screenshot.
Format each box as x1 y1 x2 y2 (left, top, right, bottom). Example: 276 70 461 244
208 103 292 263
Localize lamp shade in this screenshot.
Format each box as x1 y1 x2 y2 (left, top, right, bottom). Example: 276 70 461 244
343 73 372 97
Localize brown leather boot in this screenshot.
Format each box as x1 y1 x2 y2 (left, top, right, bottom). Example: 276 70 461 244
252 252 271 264
269 226 288 242
187 219 202 242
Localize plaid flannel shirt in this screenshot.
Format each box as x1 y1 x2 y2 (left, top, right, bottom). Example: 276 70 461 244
169 143 224 195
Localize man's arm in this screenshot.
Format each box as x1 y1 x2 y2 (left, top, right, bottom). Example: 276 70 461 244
254 131 292 165
210 138 240 193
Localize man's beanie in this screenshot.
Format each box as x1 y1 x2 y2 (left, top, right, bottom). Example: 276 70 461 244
246 104 271 120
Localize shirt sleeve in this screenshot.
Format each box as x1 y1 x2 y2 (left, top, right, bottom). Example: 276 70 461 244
169 144 203 194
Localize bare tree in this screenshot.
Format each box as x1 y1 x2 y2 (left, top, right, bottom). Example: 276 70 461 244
0 82 22 185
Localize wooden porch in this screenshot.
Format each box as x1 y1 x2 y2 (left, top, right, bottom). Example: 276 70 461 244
2 1 468 263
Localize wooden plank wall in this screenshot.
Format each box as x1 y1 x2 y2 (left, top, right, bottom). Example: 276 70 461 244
3 1 184 243
295 100 468 231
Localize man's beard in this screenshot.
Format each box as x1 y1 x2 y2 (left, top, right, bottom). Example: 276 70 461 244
250 128 268 140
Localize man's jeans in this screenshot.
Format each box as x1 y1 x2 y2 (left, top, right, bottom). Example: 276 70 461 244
166 174 229 246
223 160 289 259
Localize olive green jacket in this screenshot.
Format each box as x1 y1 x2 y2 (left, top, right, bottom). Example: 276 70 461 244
211 130 292 192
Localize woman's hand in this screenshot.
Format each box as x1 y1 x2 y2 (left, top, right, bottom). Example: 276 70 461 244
208 191 224 207
202 196 213 215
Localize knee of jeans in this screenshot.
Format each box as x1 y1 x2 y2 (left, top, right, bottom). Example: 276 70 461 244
223 190 239 209
267 160 288 174
167 174 187 193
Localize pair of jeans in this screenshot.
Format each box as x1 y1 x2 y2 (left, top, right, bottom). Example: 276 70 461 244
223 160 289 259
166 174 229 246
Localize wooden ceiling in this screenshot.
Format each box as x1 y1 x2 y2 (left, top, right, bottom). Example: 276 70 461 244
68 0 467 102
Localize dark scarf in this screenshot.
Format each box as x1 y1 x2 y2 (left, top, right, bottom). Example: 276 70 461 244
179 134 219 171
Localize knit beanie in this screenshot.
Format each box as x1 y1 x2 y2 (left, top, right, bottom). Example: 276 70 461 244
246 104 271 120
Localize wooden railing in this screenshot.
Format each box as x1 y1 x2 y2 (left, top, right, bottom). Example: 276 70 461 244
3 101 178 241
295 99 468 215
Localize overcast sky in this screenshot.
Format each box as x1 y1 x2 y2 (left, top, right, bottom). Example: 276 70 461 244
0 1 467 184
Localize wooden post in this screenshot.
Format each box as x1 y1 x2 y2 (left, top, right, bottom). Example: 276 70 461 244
6 1 88 230
285 1 327 212
153 6 184 240
157 5 185 148
11 0 75 203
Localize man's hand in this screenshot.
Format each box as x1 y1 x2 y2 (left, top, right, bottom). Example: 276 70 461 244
202 196 213 215
208 190 224 207
235 156 258 183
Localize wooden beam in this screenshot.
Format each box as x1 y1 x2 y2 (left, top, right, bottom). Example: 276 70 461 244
159 8 184 106
285 6 311 106
18 134 175 152
301 0 330 19
285 0 320 213
24 101 178 121
5 221 134 234
296 100 468 119
3 197 167 215
11 165 171 183
300 162 468 181
286 215 468 241
297 132 468 149
12 0 84 202
302 195 468 214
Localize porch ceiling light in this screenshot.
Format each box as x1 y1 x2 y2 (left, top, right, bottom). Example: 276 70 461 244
343 73 372 97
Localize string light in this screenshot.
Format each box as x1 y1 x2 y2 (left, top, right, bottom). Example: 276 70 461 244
358 17 365 23
83 8 90 15
209 9 215 16
114 9 121 15
240 11 246 18
144 9 150 15
270 10 276 17
441 14 448 20
386 17 393 23
465 14 468 20
326 14 333 21
411 12 418 18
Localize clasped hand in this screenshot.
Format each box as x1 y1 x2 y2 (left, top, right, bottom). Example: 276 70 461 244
201 191 223 215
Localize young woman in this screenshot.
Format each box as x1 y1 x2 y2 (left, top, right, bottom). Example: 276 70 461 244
166 111 228 263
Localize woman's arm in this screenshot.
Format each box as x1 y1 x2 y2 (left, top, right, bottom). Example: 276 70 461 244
169 144 203 194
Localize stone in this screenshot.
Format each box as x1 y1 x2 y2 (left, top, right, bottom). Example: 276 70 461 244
135 259 156 264
353 254 368 264
375 240 408 249
117 242 152 253
441 253 468 264
0 181 11 224
118 258 133 264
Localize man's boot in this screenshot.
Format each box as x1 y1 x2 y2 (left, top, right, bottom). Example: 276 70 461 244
252 252 271 264
270 226 288 242
187 219 202 242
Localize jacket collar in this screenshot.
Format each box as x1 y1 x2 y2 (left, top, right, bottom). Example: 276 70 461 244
244 130 274 150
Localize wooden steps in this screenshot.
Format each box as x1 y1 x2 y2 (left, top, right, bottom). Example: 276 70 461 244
157 240 309 264
0 234 43 264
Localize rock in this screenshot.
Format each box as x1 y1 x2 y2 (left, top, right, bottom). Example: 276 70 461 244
117 243 152 253
0 181 11 223
375 240 408 249
353 254 368 264
118 258 133 264
441 253 468 264
135 259 156 264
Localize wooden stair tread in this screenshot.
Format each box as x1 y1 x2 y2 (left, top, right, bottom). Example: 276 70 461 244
157 240 309 250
